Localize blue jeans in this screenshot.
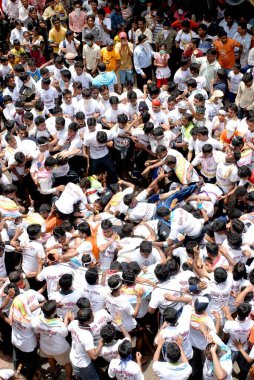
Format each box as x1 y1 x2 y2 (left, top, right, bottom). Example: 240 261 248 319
148 184 198 227
119 69 134 85
72 362 99 380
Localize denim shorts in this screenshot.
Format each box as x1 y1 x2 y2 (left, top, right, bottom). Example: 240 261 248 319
119 69 134 84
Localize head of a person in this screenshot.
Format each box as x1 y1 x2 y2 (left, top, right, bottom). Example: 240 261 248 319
85 32 94 46
27 224 41 240
214 267 227 284
139 240 152 258
106 39 114 51
202 143 213 158
206 48 217 63
101 219 114 238
77 307 94 326
53 226 66 243
123 192 136 208
181 112 193 127
42 300 57 319
197 126 208 140
85 267 99 285
52 15 61 30
87 15 95 27
100 323 116 343
243 73 253 88
138 34 148 45
59 273 73 292
163 306 178 326
182 19 190 33
108 274 122 293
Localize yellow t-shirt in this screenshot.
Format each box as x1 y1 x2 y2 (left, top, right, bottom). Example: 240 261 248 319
49 26 67 53
100 47 121 72
10 48 26 64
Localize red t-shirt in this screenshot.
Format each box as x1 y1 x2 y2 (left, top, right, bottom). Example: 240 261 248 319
171 19 199 31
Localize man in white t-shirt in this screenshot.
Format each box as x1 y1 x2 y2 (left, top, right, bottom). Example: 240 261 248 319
36 253 75 299
223 302 254 367
36 78 58 112
128 240 165 269
32 300 72 380
82 267 108 312
19 224 45 285
68 308 103 380
153 333 192 380
108 340 144 380
84 130 118 188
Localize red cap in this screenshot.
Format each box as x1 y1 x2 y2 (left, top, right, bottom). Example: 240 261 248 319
119 32 127 39
152 99 161 107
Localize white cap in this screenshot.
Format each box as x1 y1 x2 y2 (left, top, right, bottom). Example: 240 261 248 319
178 100 188 110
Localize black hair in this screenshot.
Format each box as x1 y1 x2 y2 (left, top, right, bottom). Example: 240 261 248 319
118 340 132 359
202 144 213 154
85 268 98 285
237 303 251 321
59 273 73 291
100 323 116 343
163 306 178 325
214 267 227 284
166 343 181 363
42 300 57 318
76 297 90 309
27 224 41 239
77 221 91 237
140 240 152 254
154 263 169 282
96 131 107 144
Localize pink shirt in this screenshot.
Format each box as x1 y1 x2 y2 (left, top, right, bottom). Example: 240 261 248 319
69 10 86 33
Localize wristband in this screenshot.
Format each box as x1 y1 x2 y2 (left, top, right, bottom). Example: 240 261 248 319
197 203 203 210
163 241 169 248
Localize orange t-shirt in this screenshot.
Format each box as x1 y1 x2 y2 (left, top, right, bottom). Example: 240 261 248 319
46 216 63 233
220 130 240 144
214 38 241 69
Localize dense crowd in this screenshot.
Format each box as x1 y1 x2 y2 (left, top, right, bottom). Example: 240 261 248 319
1 0 254 379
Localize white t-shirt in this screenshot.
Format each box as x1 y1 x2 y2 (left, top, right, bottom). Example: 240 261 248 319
21 240 45 275
207 272 233 318
108 358 144 380
53 289 83 318
68 320 95 368
228 71 243 94
84 130 117 159
89 309 112 345
174 67 191 91
159 305 193 360
223 317 254 351
82 282 107 312
153 361 192 380
101 337 131 362
55 182 87 214
10 294 37 352
105 294 136 332
74 98 100 118
37 86 58 110
37 263 75 299
149 130 176 153
149 279 184 314
216 161 238 194
128 247 162 268
32 315 70 355
168 208 203 241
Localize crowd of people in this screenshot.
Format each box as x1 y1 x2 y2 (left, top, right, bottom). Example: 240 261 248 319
1 0 254 379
